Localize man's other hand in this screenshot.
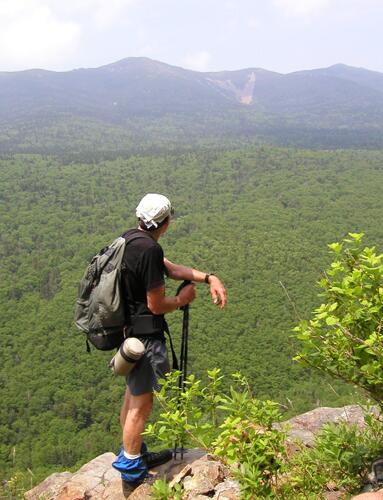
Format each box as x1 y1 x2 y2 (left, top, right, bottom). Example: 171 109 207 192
209 276 227 309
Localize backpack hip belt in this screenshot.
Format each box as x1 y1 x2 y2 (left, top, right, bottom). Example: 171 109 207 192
130 314 166 336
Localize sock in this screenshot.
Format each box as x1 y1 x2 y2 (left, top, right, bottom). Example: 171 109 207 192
124 451 141 460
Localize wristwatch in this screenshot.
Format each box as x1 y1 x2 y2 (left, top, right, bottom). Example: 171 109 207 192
204 273 215 284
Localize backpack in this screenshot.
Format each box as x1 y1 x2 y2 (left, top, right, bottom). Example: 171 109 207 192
74 234 143 350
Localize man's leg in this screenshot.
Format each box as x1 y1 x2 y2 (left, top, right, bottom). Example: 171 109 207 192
118 386 172 468
120 386 132 431
123 391 153 455
113 390 153 493
113 338 172 492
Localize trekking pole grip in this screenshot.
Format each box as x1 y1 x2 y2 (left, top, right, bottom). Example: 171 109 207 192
176 280 192 311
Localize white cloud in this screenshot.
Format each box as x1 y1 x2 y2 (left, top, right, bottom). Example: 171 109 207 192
224 1 236 9
0 0 137 70
91 0 136 29
182 51 212 72
0 1 80 70
247 16 260 29
58 0 136 29
273 0 330 17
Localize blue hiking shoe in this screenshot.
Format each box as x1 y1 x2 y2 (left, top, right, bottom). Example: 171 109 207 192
112 454 148 483
112 449 153 498
113 446 172 498
116 443 171 469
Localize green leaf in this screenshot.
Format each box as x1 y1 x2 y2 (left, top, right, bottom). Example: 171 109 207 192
325 316 338 326
328 242 343 254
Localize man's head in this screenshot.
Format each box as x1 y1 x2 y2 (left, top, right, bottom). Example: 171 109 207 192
136 193 174 232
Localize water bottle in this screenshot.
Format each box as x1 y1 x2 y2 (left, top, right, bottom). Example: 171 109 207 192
109 337 145 376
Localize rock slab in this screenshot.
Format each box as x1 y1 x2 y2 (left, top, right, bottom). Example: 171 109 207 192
25 405 376 499
278 405 369 446
25 449 224 500
25 453 121 500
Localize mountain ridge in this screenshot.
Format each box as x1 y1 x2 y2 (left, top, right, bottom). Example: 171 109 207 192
2 57 381 77
1 56 383 152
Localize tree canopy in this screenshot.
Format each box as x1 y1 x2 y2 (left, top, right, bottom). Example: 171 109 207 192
1 146 383 482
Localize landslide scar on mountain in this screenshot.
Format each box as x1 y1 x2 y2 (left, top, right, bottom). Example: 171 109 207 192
206 71 256 104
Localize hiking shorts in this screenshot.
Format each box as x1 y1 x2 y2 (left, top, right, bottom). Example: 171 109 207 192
126 336 170 396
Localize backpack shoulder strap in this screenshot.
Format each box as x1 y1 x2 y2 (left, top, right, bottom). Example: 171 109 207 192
123 231 154 245
120 232 154 326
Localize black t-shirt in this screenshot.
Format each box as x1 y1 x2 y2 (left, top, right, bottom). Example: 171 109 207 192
121 228 167 316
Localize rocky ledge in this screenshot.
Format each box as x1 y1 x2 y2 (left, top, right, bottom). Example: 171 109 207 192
25 449 238 500
25 405 381 499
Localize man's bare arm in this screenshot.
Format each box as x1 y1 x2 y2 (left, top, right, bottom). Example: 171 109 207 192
164 258 227 309
147 284 195 315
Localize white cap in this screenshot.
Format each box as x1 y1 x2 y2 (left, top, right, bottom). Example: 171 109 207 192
136 193 172 229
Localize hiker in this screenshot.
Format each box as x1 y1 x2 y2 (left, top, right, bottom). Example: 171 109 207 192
112 193 226 495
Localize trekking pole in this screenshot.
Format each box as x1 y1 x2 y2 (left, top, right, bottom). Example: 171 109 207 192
174 280 191 460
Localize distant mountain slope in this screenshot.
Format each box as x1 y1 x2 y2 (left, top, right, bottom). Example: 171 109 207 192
0 58 236 122
310 63 383 94
1 57 383 152
250 67 383 125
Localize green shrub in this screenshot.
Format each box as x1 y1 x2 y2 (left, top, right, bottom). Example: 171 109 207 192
294 233 383 406
151 478 183 500
280 410 383 497
145 370 287 498
0 471 33 499
212 373 287 498
146 368 383 498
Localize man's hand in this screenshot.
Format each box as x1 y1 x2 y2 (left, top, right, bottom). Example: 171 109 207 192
163 258 226 309
147 283 196 314
208 276 227 309
177 283 196 308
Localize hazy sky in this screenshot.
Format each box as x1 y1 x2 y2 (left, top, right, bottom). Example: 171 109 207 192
0 0 382 73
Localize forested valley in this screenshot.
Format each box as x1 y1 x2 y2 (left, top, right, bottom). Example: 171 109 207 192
1 146 383 483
